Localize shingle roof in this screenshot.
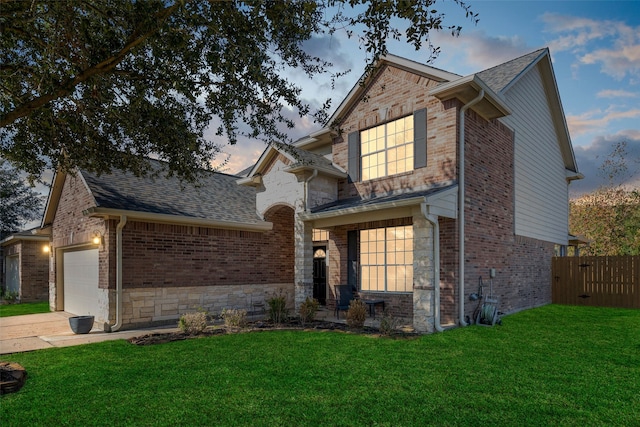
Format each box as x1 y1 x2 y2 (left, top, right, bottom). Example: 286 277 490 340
311 184 456 214
476 48 547 93
80 160 263 224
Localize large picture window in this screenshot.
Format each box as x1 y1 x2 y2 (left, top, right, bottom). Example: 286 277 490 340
360 225 413 292
361 115 414 181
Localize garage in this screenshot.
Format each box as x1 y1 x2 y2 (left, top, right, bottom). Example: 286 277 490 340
5 254 20 295
63 248 99 316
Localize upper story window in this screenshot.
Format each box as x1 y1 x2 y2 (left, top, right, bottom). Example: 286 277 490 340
347 108 426 183
361 116 414 181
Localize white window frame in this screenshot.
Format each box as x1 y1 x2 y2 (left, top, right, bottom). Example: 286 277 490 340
360 115 414 181
360 225 413 293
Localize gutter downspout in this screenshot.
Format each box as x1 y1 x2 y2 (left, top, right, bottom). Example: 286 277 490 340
108 215 127 332
421 204 444 332
303 169 318 213
458 89 484 327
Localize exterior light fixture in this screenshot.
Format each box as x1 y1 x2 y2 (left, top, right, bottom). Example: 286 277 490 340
92 230 104 246
43 243 51 254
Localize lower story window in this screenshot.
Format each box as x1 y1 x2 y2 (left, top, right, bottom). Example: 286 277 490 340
360 225 413 292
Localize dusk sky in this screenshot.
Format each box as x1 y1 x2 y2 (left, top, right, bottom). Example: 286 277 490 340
217 0 640 198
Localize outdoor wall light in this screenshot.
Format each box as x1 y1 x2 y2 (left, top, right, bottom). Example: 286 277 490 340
43 243 51 254
92 230 104 246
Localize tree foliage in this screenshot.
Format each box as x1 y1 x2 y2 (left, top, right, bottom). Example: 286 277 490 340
1 0 477 182
0 159 45 239
569 141 640 256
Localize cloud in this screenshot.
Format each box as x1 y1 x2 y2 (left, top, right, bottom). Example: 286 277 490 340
596 89 638 98
567 108 640 137
570 130 640 196
432 30 533 73
542 13 640 81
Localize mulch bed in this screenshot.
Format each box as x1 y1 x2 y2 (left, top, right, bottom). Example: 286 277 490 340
127 320 410 346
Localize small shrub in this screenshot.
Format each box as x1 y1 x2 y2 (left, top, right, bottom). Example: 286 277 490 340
178 310 208 335
221 308 248 328
379 310 400 336
1 289 19 302
267 290 289 325
346 299 367 331
298 297 320 326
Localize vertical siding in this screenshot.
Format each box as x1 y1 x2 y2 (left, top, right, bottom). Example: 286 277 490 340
501 65 569 244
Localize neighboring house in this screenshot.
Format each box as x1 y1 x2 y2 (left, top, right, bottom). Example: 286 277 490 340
1 229 50 302
43 47 581 332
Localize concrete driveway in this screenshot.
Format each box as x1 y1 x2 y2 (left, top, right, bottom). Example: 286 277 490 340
0 312 179 355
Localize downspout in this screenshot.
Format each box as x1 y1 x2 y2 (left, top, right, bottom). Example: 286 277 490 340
458 89 484 327
303 169 318 213
108 215 127 332
421 204 444 332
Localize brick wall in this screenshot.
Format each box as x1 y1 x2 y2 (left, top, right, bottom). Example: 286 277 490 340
120 205 294 289
463 109 553 321
2 240 49 302
333 64 458 200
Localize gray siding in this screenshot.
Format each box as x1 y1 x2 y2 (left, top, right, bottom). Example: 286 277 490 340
500 65 569 244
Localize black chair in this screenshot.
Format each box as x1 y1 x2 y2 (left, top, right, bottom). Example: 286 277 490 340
334 285 354 318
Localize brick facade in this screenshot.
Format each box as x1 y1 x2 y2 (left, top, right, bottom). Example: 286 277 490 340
50 174 296 329
1 239 49 302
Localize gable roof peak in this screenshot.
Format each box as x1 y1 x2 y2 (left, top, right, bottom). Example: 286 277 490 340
476 47 549 94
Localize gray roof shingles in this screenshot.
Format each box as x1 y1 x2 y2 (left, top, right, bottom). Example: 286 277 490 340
80 160 262 225
476 48 546 93
311 184 456 214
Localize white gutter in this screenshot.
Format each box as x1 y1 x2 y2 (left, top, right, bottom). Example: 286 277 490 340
83 207 272 232
458 89 484 327
108 215 127 332
303 169 319 213
421 204 444 332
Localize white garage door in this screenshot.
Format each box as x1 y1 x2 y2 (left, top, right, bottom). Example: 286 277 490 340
63 249 99 316
6 255 20 294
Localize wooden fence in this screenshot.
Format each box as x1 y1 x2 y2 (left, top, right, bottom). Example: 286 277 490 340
552 256 640 309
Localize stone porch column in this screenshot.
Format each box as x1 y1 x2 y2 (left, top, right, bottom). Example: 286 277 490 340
413 210 435 333
294 204 313 311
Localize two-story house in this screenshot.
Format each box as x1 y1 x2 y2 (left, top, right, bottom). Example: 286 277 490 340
42 48 581 332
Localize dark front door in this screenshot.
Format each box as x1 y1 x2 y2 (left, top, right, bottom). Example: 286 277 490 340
313 246 327 305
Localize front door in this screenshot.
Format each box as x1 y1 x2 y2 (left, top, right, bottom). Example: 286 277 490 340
313 246 327 305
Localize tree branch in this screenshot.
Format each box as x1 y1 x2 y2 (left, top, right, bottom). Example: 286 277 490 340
1 1 184 128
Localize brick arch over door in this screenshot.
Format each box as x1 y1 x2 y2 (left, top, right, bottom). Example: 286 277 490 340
263 205 295 284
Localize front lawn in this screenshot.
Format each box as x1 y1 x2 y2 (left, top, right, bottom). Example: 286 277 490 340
0 301 50 318
1 305 639 426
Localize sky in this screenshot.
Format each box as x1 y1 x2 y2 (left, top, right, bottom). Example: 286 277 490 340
13 0 640 231
217 0 640 197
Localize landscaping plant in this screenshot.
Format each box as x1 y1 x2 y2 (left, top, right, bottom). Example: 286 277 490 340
178 310 208 335
267 290 289 325
221 308 248 329
378 310 400 336
298 297 320 326
346 299 367 331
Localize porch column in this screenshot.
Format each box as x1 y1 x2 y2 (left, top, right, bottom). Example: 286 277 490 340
294 206 313 311
413 210 435 333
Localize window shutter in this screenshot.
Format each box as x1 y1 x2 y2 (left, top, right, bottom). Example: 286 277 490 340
347 230 358 291
413 108 427 169
347 131 360 182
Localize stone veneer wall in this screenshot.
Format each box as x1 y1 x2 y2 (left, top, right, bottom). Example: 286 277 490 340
103 282 294 328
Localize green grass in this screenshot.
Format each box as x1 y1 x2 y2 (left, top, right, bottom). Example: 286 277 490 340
0 301 50 317
1 305 639 426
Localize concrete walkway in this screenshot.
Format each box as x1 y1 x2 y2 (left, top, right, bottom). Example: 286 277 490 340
0 312 179 355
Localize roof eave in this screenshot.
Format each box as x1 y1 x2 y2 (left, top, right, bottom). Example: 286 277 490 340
429 75 511 120
284 164 347 179
83 207 273 232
